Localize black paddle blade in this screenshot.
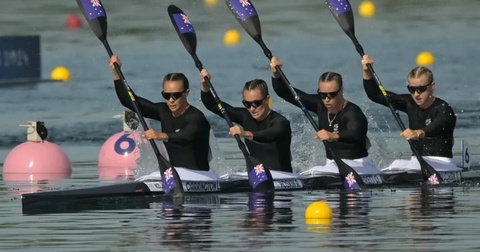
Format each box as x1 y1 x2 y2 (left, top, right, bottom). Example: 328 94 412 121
325 0 355 39
336 159 363 189
159 162 184 196
419 158 442 185
76 0 107 41
224 0 262 43
245 155 274 192
167 5 197 55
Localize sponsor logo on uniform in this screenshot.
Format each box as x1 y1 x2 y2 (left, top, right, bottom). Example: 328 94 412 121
425 118 431 126
333 124 339 133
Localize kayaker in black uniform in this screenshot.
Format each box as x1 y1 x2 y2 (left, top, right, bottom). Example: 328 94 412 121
200 69 293 173
269 57 380 175
109 55 211 171
362 54 459 172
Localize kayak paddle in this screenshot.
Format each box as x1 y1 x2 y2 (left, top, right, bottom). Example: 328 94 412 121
76 0 185 196
325 0 442 185
224 0 364 190
167 5 274 192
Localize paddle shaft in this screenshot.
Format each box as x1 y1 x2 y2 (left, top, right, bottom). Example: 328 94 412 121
101 40 168 168
191 54 251 156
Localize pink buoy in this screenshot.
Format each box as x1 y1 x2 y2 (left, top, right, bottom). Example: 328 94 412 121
3 121 71 182
97 131 143 180
97 111 167 180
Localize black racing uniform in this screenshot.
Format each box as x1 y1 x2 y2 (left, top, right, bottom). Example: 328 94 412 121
363 78 456 158
272 77 369 160
114 80 211 171
201 91 293 173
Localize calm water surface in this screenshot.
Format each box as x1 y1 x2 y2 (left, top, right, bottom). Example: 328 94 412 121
1 0 480 251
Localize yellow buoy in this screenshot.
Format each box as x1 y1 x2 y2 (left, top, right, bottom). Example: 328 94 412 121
223 29 241 46
268 97 273 108
305 201 332 225
203 0 218 7
416 51 435 66
50 66 71 82
358 1 376 18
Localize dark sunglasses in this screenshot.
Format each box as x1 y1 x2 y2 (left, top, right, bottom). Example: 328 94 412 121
242 96 268 109
161 90 186 101
317 89 341 100
407 82 432 94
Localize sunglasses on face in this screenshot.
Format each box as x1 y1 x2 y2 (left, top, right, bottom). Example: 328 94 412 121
317 89 341 100
242 96 268 109
407 82 432 94
161 91 185 101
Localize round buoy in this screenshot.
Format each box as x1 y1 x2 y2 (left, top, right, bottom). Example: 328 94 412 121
51 66 71 82
305 201 333 224
268 97 273 109
97 131 144 180
416 51 435 66
66 13 82 30
3 141 72 181
224 29 241 46
204 0 218 7
358 1 376 18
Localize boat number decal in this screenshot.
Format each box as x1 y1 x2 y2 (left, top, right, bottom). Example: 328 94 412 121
361 175 383 184
274 179 303 189
184 181 221 192
114 133 136 155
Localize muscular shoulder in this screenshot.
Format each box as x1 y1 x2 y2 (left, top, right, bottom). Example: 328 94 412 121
186 106 210 123
268 111 291 129
433 98 454 112
344 102 368 121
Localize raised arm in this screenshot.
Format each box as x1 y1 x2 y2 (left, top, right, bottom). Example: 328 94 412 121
362 54 409 113
110 55 161 120
200 68 247 124
270 57 321 114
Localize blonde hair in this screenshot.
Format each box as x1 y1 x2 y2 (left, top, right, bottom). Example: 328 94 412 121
407 66 434 84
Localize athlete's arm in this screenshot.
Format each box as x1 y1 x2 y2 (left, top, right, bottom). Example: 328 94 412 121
201 90 247 124
272 77 320 114
114 80 161 120
252 117 291 143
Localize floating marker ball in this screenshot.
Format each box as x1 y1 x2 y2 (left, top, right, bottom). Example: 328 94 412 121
223 29 241 46
358 1 376 18
65 13 82 30
3 141 72 181
305 201 333 225
98 131 143 180
416 51 435 66
51 66 71 82
203 0 218 7
268 97 273 108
